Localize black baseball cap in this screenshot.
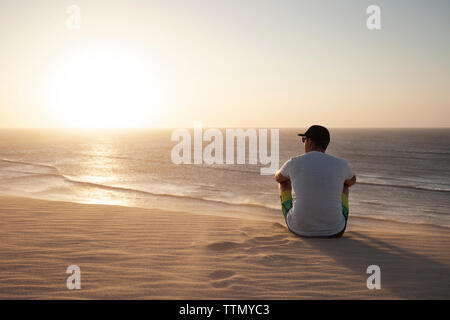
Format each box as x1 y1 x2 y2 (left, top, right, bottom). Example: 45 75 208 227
297 125 330 147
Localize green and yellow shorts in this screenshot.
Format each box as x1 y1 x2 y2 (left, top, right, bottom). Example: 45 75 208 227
280 191 349 224
280 190 294 219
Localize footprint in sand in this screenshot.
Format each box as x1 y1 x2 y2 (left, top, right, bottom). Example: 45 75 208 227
205 241 241 251
209 269 236 280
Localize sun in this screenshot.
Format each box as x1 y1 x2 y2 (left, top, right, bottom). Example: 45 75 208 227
45 47 166 128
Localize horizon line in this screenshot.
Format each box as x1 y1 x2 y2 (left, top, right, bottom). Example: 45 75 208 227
0 126 449 130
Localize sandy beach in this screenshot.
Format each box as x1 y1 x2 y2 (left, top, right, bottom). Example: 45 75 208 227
0 195 448 300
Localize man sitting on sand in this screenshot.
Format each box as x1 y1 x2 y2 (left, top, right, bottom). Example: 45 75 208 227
275 125 356 238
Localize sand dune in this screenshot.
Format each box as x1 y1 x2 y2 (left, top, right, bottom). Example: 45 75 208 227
0 195 449 299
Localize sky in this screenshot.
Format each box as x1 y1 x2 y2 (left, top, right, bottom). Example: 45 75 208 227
0 0 449 128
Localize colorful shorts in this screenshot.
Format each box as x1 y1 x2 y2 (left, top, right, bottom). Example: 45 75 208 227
280 190 294 219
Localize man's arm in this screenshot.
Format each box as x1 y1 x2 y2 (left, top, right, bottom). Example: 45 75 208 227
344 175 356 187
275 170 290 183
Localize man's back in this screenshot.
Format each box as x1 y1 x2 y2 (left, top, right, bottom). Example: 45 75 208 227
279 151 354 236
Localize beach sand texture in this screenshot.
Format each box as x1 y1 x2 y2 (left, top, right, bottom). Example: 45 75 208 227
0 195 449 299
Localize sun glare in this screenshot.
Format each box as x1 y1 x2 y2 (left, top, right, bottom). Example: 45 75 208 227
45 47 166 128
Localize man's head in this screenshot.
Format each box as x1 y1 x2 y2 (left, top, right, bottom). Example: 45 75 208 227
298 125 330 153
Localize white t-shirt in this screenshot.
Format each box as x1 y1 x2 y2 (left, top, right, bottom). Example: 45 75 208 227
279 151 355 237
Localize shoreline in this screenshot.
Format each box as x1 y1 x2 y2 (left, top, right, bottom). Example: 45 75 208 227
0 194 449 299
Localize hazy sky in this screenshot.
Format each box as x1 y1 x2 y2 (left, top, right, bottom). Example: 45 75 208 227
0 0 449 128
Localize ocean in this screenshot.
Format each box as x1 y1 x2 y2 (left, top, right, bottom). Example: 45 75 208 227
0 128 449 228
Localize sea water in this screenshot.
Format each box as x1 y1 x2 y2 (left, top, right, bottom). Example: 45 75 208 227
0 128 449 228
